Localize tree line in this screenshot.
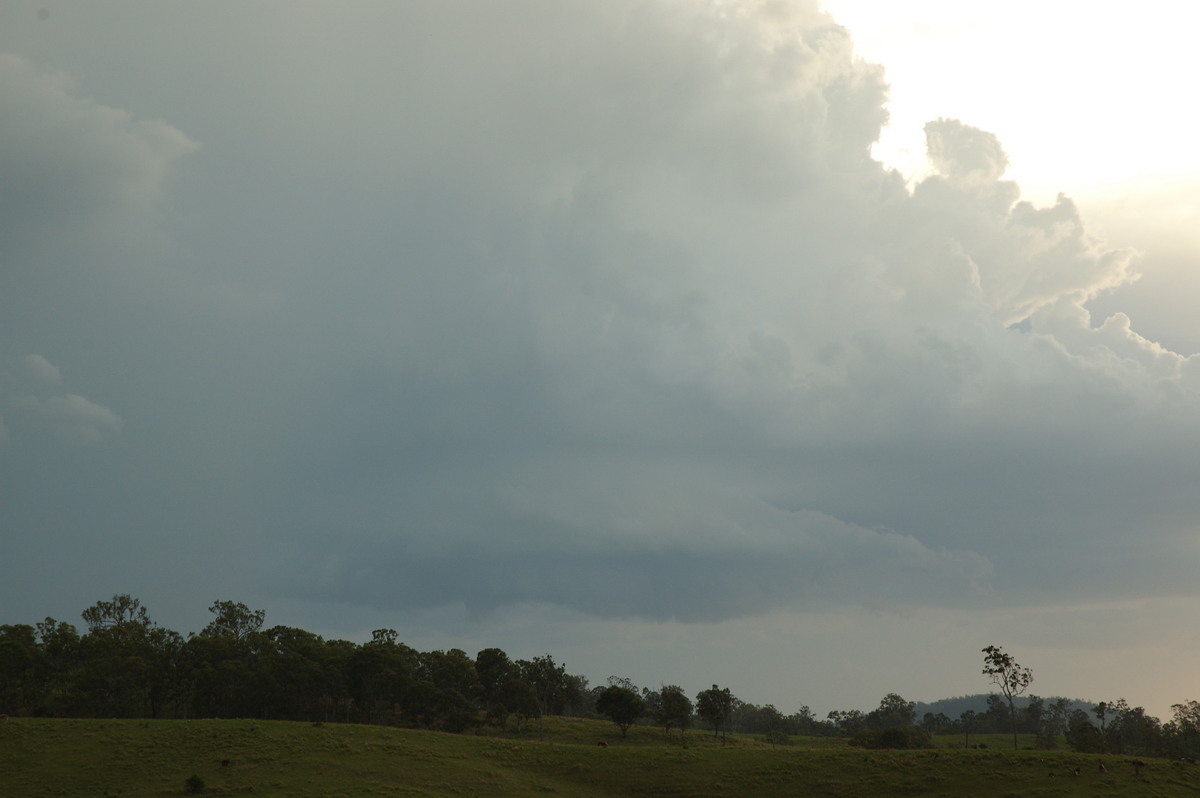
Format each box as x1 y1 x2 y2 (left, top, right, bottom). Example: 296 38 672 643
1 596 1197 759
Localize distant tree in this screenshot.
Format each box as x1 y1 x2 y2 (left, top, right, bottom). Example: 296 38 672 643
81 594 150 633
696 685 736 741
475 647 517 725
261 625 338 721
419 649 480 700
867 693 916 729
1037 698 1070 750
350 631 416 725
657 685 693 736
959 709 977 748
1105 699 1162 756
370 628 398 646
757 704 790 747
1065 709 1104 753
1047 698 1071 733
561 673 590 716
1167 700 1200 759
504 679 542 732
517 654 580 716
790 706 826 736
0 624 39 714
35 618 81 715
77 595 182 718
921 711 951 734
1023 694 1044 735
201 601 266 640
981 645 1033 750
606 675 637 691
828 708 866 736
983 693 1009 733
595 685 644 738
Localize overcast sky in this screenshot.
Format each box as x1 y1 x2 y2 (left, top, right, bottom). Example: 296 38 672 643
3 0 1199 720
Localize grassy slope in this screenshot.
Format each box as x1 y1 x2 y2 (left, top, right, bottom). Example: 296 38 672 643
3 717 1198 797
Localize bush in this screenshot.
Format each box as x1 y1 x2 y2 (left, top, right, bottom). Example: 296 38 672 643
184 774 205 794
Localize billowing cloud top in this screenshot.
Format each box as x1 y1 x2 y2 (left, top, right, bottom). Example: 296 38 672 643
1 0 1197 637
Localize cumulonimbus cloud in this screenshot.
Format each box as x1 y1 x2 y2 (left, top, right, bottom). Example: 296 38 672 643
4 1 1198 628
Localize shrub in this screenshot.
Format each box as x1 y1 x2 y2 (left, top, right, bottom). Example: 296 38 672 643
184 774 205 794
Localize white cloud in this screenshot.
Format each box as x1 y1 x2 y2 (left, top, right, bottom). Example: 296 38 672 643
24 354 62 385
14 393 122 446
0 53 198 255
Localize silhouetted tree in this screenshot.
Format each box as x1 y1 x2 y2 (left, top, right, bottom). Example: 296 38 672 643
475 647 517 725
696 685 736 741
201 600 266 640
644 684 693 737
596 684 644 738
867 693 916 728
1065 709 1104 753
76 595 181 718
517 654 580 716
982 645 1033 750
0 624 39 714
959 709 977 748
921 711 951 734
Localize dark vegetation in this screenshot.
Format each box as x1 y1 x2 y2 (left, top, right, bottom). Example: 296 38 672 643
2 594 1199 764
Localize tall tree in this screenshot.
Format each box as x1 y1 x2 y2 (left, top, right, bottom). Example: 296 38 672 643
517 654 579 716
475 647 517 725
81 594 150 632
0 624 39 714
696 685 736 740
350 630 416 725
644 684 693 737
1169 700 1200 759
981 645 1033 750
35 618 81 716
201 600 266 640
77 596 182 718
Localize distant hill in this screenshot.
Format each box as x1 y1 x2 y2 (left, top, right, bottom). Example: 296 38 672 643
915 694 1093 719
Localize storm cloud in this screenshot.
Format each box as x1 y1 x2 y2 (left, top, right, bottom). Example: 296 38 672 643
2 0 1198 714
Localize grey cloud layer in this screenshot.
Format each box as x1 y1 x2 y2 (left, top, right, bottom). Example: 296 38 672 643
1 0 1197 629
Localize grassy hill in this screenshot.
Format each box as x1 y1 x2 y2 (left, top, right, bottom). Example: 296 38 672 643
3 716 1197 797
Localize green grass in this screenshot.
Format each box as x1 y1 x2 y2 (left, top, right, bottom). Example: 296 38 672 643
2 717 1197 797
933 732 1040 750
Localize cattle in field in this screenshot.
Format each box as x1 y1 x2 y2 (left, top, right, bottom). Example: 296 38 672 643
220 759 230 768
1132 760 1147 775
596 741 607 748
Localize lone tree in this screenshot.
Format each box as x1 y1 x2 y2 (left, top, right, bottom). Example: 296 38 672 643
595 685 645 738
696 685 736 741
982 645 1033 750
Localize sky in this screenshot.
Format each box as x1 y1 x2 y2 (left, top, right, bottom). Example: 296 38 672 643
2 0 1199 721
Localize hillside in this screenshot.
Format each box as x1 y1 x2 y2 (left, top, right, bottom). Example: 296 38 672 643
915 694 1094 719
2 716 1198 797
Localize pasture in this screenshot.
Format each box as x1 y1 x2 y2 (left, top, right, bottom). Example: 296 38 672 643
2 716 1196 797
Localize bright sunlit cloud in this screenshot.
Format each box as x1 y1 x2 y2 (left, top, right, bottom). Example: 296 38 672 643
823 0 1200 203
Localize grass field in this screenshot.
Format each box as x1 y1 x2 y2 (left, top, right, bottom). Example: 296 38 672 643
2 716 1196 797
